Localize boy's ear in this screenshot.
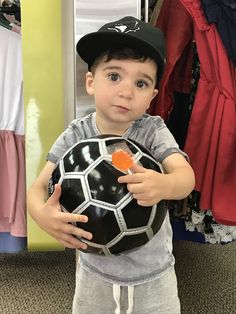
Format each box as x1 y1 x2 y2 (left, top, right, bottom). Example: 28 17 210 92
151 88 158 100
85 72 94 95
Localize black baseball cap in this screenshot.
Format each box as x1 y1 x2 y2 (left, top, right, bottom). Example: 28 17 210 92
76 16 166 84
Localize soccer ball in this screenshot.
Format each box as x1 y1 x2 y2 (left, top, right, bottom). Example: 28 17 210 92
48 135 167 256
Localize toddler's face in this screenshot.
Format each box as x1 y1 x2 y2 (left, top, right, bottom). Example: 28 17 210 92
85 57 158 134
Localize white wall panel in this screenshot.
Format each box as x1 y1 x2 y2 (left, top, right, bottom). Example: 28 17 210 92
74 0 141 118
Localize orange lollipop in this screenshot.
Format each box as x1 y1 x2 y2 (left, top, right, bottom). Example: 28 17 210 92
112 150 133 173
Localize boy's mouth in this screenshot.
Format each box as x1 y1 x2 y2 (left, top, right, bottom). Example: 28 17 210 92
114 105 130 112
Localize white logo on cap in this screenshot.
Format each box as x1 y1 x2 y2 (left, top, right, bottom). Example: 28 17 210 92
108 20 140 33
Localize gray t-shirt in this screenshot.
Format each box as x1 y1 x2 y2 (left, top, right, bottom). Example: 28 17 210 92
47 112 187 285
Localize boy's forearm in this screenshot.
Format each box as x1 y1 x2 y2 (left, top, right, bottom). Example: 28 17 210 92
27 161 56 223
161 166 195 200
27 184 47 222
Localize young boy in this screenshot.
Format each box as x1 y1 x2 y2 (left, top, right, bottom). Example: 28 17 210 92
27 16 195 314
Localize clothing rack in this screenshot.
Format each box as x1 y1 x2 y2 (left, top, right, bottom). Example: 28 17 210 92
0 0 24 253
0 0 21 32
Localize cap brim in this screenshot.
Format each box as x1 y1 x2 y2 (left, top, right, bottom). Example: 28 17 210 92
76 32 165 80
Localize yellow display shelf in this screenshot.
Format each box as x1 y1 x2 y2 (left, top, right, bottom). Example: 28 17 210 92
21 0 64 251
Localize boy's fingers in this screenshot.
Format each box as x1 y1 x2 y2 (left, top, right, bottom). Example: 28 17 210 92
118 163 146 184
64 222 93 240
130 163 146 173
62 214 93 240
61 212 89 224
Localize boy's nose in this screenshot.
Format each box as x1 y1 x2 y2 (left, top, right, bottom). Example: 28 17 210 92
118 82 134 99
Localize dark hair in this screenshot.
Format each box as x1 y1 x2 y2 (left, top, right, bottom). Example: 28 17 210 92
90 47 158 84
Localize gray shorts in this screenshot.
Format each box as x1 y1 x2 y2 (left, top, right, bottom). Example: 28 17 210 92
72 265 181 314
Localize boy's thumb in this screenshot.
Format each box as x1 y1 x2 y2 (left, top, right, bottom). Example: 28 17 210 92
48 184 61 205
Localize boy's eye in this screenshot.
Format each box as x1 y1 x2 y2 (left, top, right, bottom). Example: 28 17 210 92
136 80 148 88
108 73 119 81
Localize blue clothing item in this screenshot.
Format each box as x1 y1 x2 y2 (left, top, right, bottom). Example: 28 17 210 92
201 0 236 65
47 112 188 285
0 233 26 253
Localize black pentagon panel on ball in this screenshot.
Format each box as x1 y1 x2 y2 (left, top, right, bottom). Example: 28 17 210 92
121 199 152 229
63 141 101 173
139 155 161 172
77 204 121 245
105 138 139 156
87 160 129 205
48 166 62 197
151 200 167 234
124 139 140 155
128 138 156 159
80 245 103 255
105 138 128 147
50 165 61 186
109 232 150 255
60 178 85 212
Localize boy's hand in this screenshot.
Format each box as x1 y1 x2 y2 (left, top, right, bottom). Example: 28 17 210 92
118 163 164 206
38 184 93 250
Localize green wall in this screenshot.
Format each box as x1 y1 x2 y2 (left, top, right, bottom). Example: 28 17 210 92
21 0 64 250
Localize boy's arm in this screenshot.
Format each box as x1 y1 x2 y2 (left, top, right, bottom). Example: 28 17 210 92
117 153 195 207
160 153 195 199
27 161 93 249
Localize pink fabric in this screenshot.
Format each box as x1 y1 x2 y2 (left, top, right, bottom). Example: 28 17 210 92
0 130 26 236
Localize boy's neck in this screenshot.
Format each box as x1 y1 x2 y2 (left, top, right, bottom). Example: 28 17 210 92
95 114 132 136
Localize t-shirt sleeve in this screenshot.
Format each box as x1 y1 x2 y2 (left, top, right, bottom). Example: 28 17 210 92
46 121 83 164
129 115 189 163
151 121 189 163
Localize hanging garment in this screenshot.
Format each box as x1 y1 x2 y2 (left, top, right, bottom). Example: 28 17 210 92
149 0 236 225
201 0 236 66
0 26 26 238
0 3 21 22
148 0 194 121
179 0 236 225
166 41 200 150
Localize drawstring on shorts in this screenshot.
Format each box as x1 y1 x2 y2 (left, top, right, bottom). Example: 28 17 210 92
113 284 134 314
127 286 134 314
